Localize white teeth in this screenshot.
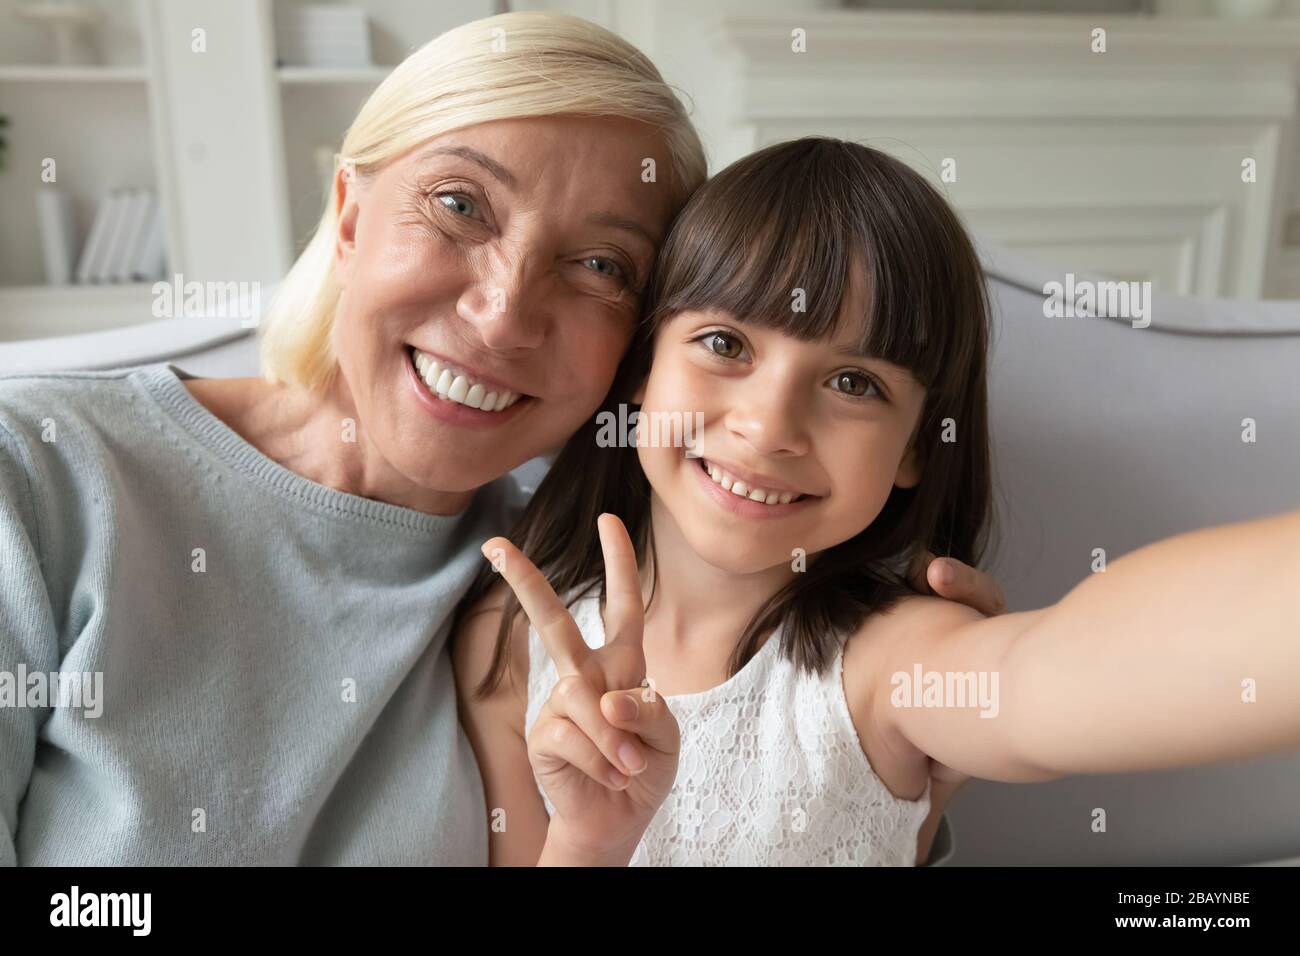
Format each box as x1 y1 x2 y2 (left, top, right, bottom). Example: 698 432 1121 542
422 361 441 389
702 459 803 507
411 349 522 412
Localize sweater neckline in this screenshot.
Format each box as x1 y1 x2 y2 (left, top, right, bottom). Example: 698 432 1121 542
133 362 466 538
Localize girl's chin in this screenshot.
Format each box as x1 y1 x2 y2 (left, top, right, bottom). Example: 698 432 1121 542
666 505 798 575
689 542 796 577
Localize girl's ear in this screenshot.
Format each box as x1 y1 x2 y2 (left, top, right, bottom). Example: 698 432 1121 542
895 443 923 489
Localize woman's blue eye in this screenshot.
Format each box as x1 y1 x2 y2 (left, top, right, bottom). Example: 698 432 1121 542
582 256 625 281
437 193 477 218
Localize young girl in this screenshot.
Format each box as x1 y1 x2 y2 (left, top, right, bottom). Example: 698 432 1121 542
451 137 1300 867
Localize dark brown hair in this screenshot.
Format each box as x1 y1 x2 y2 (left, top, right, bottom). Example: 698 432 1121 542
458 137 995 694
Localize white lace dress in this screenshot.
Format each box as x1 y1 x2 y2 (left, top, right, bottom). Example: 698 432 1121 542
523 592 932 866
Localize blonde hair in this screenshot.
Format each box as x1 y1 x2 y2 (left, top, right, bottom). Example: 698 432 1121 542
259 11 708 389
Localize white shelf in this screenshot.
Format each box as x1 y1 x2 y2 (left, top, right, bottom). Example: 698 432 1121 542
277 66 391 85
0 64 148 83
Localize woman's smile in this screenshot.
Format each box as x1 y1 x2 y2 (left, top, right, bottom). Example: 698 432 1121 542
404 346 534 429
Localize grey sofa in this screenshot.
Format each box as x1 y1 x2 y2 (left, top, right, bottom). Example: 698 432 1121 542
2 241 1297 865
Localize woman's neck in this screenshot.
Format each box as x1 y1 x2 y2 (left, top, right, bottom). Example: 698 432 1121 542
183 374 475 516
639 493 797 657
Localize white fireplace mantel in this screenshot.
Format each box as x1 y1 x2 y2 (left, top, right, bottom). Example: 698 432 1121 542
675 11 1300 299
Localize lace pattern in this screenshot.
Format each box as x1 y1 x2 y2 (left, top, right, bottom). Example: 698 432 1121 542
523 593 931 866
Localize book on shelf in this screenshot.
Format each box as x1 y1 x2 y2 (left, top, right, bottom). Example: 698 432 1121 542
95 189 136 284
35 188 79 286
111 191 153 284
73 189 167 286
74 190 116 285
130 197 166 282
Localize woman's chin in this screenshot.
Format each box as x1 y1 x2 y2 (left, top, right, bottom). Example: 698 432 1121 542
391 449 521 498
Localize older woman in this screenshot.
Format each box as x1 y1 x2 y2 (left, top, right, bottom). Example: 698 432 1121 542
0 12 998 866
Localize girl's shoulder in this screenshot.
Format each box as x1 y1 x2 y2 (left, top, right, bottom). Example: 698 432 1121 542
451 581 533 723
841 594 986 754
452 582 602 721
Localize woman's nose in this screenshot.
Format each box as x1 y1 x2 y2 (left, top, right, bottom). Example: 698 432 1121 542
724 376 812 459
455 255 546 350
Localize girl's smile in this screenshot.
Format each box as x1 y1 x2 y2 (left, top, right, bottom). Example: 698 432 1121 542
687 452 821 520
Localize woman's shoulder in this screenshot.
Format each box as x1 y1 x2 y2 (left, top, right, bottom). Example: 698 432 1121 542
0 364 174 448
0 365 159 495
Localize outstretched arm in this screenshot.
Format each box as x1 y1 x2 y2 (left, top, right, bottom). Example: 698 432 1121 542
874 508 1300 782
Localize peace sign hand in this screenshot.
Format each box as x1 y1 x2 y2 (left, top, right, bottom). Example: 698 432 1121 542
480 513 680 866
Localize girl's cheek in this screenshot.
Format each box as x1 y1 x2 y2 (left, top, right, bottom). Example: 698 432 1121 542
662 364 711 414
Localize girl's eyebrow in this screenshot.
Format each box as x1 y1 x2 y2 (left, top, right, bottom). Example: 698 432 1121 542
832 342 879 360
830 341 916 382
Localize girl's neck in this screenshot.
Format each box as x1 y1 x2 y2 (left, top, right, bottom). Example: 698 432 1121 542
639 493 797 656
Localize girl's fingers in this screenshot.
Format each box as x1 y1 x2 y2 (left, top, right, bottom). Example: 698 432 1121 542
532 715 630 791
546 674 647 778
601 688 680 755
481 536 589 675
596 513 645 652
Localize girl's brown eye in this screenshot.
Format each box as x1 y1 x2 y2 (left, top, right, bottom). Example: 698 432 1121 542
708 333 742 358
835 372 867 396
832 369 883 400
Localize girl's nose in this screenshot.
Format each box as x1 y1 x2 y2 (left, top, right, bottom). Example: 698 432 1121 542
724 377 812 459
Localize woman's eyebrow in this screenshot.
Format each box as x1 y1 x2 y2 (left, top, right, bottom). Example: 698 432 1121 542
586 210 659 249
414 149 656 248
419 145 518 189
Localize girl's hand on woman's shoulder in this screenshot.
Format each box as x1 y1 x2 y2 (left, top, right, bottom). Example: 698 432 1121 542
482 514 680 866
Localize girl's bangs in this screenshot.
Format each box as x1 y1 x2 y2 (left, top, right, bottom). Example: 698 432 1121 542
646 138 974 395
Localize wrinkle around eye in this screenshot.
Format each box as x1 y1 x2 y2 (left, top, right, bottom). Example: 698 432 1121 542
391 180 447 234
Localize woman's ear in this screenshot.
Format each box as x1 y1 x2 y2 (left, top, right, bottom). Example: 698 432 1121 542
334 164 361 284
